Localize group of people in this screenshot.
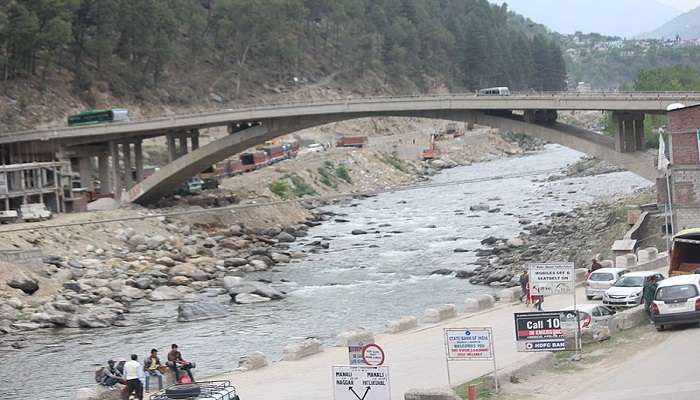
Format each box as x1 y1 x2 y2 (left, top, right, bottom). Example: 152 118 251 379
98 344 196 399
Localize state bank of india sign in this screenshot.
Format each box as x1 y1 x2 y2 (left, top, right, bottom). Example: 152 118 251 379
444 328 494 361
528 262 575 296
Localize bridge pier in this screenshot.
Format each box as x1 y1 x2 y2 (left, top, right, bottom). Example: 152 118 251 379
122 142 133 189
190 130 200 150
77 156 94 191
612 112 645 153
109 141 122 197
134 140 144 182
98 155 110 193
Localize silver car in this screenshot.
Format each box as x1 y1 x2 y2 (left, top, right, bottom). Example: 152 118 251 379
585 267 630 300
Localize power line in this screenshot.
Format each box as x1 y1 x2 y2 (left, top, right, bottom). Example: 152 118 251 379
0 167 564 234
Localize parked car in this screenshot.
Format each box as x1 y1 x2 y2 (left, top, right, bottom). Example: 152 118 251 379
651 274 700 331
576 304 617 330
585 267 630 300
20 203 52 222
603 271 665 308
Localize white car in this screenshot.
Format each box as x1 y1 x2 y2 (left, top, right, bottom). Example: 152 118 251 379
603 271 665 308
651 274 700 331
585 267 630 300
576 304 617 330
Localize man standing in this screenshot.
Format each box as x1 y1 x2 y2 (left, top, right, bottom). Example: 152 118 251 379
144 349 163 392
643 276 660 318
168 344 195 383
123 354 144 400
519 271 530 304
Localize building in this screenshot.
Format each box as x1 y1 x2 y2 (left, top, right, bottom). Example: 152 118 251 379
662 104 700 231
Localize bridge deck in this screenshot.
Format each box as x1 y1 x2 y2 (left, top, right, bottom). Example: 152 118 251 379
2 92 700 145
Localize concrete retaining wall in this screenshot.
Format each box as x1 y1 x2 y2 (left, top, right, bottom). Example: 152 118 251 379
404 389 460 400
336 327 374 346
482 353 554 388
497 287 522 302
612 306 647 331
464 295 495 313
236 351 268 371
282 338 323 361
423 304 457 323
386 316 419 334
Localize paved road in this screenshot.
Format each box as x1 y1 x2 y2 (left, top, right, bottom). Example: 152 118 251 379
209 283 614 400
572 324 700 400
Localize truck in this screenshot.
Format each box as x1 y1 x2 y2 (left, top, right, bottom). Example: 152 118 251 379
669 229 700 276
240 151 268 170
336 135 368 148
20 203 52 222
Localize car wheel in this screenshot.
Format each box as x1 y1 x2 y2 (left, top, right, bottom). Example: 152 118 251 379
586 295 593 300
656 324 665 332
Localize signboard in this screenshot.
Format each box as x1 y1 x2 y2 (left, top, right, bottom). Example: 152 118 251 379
348 341 371 365
333 365 390 400
528 262 575 297
444 328 493 361
514 311 578 352
361 344 385 366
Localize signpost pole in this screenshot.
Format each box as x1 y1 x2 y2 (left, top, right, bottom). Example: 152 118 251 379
490 328 499 391
444 355 452 390
573 285 580 352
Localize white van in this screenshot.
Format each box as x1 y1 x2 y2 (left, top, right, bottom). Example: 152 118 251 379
651 274 700 331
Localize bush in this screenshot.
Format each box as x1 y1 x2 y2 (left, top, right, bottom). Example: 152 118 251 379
269 180 290 198
335 165 352 183
287 174 317 197
381 152 407 172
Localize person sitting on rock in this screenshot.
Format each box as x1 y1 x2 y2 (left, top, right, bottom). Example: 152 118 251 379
167 344 195 383
144 349 164 392
100 359 124 387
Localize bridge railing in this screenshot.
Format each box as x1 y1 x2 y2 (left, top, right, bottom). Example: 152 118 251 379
3 91 700 138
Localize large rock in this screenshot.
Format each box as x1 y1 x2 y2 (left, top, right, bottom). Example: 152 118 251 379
223 276 244 290
227 281 285 300
282 338 323 361
74 385 124 400
224 258 248 268
76 307 121 328
581 325 611 344
7 272 39 295
237 351 268 371
149 286 182 301
119 286 145 300
276 232 296 243
233 293 271 304
177 302 229 322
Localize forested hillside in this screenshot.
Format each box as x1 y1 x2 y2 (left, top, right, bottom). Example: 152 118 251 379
0 0 566 129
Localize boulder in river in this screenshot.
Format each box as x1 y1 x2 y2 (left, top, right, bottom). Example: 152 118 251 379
149 286 182 301
177 302 229 322
351 229 367 235
7 272 39 295
430 269 454 276
469 204 490 212
233 293 271 304
455 270 476 279
276 232 296 243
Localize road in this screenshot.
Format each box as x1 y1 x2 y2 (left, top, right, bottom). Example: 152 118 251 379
571 325 700 400
209 283 615 400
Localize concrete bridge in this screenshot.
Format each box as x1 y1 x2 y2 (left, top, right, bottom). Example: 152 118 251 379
2 92 699 205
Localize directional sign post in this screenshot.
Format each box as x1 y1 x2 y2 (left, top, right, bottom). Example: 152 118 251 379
528 262 580 351
443 328 499 390
333 365 390 400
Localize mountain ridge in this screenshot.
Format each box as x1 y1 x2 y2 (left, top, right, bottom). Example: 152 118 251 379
640 5 700 39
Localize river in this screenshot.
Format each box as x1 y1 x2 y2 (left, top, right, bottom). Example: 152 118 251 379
0 145 651 400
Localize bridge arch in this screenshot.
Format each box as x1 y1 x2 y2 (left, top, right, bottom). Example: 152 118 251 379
129 110 656 205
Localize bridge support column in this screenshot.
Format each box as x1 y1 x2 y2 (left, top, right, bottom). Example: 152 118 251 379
98 155 110 194
109 141 122 197
134 140 144 182
179 136 188 156
77 156 94 191
167 133 177 162
613 112 645 153
122 142 133 189
190 130 200 150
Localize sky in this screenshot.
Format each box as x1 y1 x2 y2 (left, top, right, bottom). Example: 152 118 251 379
490 0 700 37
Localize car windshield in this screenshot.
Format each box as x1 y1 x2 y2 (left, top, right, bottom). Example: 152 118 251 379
589 272 614 281
614 276 645 287
656 284 699 301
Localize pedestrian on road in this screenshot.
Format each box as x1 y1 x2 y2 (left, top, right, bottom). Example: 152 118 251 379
519 271 530 304
124 354 144 400
591 258 603 272
533 294 544 311
643 276 659 318
144 349 163 392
